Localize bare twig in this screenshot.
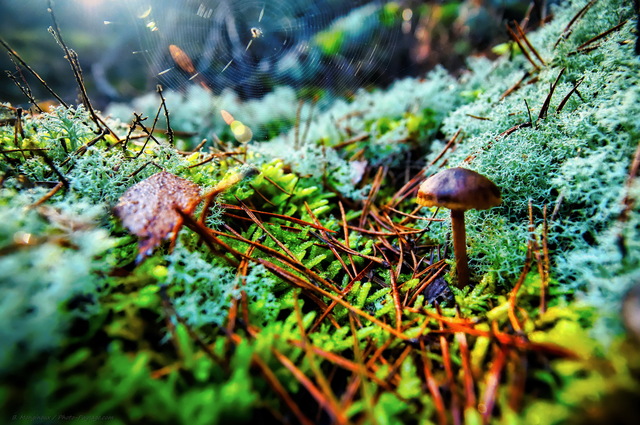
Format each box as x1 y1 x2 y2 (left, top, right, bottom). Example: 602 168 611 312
156 85 174 145
47 3 99 127
0 37 68 107
554 0 599 48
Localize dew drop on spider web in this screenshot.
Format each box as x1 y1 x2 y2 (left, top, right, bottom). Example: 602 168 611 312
125 0 401 141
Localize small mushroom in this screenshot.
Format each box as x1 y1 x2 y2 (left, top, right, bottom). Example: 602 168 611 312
417 167 501 288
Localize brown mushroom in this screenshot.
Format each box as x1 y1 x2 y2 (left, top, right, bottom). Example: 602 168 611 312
417 167 501 288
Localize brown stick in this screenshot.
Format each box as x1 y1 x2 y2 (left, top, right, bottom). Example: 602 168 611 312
451 209 469 288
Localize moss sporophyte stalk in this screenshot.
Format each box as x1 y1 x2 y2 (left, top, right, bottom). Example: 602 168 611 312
1 0 640 423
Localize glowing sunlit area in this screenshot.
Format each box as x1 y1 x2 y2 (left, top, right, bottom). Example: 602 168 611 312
1 0 639 424
74 0 109 6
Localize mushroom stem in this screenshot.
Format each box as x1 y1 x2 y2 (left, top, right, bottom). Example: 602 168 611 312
450 209 469 288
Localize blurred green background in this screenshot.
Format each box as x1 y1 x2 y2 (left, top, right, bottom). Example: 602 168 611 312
0 0 533 109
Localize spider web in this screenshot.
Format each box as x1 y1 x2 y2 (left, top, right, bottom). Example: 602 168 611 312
127 0 400 140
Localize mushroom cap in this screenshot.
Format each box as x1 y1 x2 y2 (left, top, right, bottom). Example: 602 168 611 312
417 167 501 211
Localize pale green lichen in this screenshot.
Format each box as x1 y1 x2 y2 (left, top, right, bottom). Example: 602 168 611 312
422 0 639 329
0 194 114 372
165 242 279 329
107 85 301 144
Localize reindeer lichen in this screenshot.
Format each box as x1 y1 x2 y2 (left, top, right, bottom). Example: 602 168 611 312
0 194 113 372
423 0 639 317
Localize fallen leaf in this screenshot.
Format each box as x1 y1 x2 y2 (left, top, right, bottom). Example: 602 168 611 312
114 171 201 261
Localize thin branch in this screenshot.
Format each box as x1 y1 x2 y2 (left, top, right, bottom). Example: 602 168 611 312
554 0 599 48
47 2 100 128
156 85 174 145
0 37 68 107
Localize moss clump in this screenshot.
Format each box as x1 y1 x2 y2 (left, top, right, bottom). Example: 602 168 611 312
0 194 113 372
423 0 639 331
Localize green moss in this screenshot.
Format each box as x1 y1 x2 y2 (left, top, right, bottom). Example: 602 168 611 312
165 242 279 329
425 0 639 305
0 194 114 372
1 0 639 422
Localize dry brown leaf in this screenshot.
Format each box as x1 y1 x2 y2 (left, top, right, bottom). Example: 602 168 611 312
114 171 201 261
